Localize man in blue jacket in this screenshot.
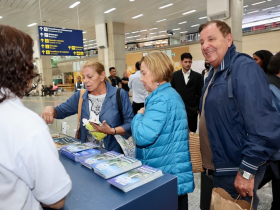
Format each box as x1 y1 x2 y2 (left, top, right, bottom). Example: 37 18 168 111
199 20 280 210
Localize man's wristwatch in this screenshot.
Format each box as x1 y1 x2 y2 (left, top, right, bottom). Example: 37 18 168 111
239 168 255 180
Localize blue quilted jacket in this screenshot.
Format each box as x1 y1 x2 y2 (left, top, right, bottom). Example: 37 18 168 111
131 82 194 195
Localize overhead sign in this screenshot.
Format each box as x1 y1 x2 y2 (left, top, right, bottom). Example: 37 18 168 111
38 26 84 56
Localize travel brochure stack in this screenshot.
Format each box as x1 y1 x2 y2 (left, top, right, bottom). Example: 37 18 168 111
59 142 100 162
54 134 163 193
80 151 123 169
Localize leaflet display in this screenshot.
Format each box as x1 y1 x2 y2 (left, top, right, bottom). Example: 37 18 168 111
38 26 84 56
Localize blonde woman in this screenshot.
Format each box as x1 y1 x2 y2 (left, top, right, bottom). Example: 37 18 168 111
131 51 194 210
41 60 134 153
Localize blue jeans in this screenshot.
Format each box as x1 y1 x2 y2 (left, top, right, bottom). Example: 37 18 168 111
213 163 267 210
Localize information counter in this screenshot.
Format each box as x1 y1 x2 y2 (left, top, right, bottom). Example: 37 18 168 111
45 152 178 210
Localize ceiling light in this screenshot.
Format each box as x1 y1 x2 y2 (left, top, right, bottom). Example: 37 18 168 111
172 28 180 31
278 5 280 7
252 1 266 6
82 31 86 33
130 0 135 1
178 21 187 24
126 36 133 38
247 10 259 14
134 35 140 37
140 29 147 32
199 16 207 19
69 1 81 8
242 16 280 28
159 35 166 37
180 31 188 33
84 45 88 46
0 16 2 19
191 24 199 27
125 33 130 35
131 31 139 33
104 8 116 13
27 23 37 27
262 7 275 11
156 19 166 22
159 31 166 33
150 28 157 30
159 3 173 9
143 37 148 39
132 14 143 19
182 10 196 15
136 38 142 40
83 39 86 40
150 32 156 34
243 5 248 8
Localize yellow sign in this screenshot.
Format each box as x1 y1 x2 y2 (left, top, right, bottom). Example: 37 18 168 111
45 45 50 49
42 50 45 54
45 39 49 43
46 50 50 55
41 44 45 48
71 46 76 50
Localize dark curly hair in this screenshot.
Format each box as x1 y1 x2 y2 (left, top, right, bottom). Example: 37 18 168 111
0 24 39 103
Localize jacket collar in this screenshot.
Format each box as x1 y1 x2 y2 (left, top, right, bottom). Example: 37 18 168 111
216 43 236 73
81 81 115 120
145 82 170 105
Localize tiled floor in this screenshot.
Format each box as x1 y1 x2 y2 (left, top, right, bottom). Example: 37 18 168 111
22 90 273 210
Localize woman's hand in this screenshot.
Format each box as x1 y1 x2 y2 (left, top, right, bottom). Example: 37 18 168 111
137 107 145 115
41 106 56 124
89 120 114 135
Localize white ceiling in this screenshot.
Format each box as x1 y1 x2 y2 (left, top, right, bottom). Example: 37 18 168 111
0 0 279 45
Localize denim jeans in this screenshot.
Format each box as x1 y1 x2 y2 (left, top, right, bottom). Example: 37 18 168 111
213 163 267 210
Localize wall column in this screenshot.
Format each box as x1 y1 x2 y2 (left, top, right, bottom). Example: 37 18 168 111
36 56 52 86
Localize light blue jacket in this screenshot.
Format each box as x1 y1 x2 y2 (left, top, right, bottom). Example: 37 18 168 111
131 83 194 195
55 81 134 153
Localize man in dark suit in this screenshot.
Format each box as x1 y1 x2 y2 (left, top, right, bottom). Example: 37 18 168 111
201 59 210 85
171 53 203 132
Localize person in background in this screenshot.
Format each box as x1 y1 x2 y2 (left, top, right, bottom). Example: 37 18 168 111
121 71 130 94
0 24 71 210
253 50 273 73
257 51 280 210
171 53 203 132
108 67 122 88
128 61 148 115
201 59 210 84
41 60 134 153
75 75 85 92
131 51 194 210
198 20 280 210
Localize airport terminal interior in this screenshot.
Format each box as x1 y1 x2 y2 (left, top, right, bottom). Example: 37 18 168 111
2 0 280 209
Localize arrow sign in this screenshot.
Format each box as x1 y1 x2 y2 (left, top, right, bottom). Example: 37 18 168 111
42 50 45 54
68 46 71 50
39 27 43 31
40 39 44 42
40 33 43 36
41 44 45 48
73 52 76 55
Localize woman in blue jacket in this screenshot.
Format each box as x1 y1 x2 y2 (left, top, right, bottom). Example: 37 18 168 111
131 51 194 210
41 60 134 153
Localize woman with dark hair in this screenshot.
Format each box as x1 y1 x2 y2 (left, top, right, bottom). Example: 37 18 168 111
258 51 280 210
253 50 273 72
0 24 71 209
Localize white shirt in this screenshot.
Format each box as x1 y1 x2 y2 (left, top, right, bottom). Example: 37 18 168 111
0 93 72 210
182 69 191 85
204 70 210 82
128 71 148 103
87 93 106 144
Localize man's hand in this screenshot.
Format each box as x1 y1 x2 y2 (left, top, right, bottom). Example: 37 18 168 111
234 171 254 197
137 107 145 115
41 106 56 124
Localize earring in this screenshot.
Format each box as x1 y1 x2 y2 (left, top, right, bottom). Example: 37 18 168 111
157 82 160 86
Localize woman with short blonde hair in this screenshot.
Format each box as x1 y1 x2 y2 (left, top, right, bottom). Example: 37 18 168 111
132 51 194 210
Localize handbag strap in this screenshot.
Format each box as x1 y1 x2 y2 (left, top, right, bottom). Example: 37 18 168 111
116 88 124 124
78 89 86 123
